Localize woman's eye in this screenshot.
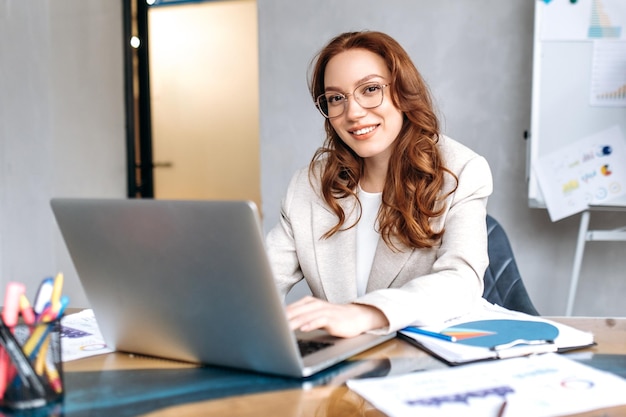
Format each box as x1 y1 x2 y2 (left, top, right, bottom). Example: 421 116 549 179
362 84 382 96
327 94 345 105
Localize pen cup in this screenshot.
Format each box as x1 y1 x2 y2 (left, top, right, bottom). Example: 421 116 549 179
0 318 64 410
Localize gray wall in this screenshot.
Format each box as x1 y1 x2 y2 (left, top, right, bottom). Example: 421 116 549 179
258 0 626 316
0 1 126 307
1 1 624 316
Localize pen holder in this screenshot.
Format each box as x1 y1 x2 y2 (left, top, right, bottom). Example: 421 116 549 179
0 318 64 410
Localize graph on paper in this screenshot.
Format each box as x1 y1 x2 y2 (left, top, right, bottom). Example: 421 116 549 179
589 0 623 38
540 0 626 41
591 41 626 106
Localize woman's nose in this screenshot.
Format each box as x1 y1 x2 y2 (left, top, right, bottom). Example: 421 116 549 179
344 95 367 119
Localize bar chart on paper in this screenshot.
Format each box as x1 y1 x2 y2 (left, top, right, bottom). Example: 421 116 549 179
588 0 623 38
591 41 626 106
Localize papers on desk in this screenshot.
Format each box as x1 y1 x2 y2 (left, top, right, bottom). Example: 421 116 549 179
60 309 114 362
398 303 594 365
347 353 626 417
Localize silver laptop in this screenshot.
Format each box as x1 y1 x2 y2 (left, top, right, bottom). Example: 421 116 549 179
50 198 394 378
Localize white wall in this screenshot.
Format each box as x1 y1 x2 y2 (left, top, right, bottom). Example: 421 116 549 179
0 1 126 307
258 0 626 316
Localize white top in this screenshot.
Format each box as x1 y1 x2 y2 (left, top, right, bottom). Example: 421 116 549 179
356 186 382 296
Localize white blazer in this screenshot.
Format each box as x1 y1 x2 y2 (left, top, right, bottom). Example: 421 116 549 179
266 136 493 333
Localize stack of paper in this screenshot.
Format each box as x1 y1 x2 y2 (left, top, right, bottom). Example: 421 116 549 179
398 303 594 365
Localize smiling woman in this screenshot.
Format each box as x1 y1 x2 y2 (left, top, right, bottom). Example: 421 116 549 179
265 31 494 339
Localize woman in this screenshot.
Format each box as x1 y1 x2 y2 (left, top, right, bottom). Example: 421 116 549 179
266 31 493 337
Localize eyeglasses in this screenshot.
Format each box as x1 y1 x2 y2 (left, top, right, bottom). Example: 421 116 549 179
315 82 390 119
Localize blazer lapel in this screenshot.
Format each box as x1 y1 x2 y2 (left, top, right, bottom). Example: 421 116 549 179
367 237 414 291
311 198 359 303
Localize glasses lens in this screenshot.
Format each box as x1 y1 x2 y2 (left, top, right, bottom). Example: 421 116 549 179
321 93 346 118
355 83 384 109
316 95 330 118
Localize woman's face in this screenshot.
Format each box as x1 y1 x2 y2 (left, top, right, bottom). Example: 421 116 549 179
324 48 404 166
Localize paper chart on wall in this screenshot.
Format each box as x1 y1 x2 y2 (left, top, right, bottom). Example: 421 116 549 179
533 125 626 221
590 40 626 107
539 0 626 41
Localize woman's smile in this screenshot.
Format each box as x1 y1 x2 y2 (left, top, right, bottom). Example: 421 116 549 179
350 124 379 138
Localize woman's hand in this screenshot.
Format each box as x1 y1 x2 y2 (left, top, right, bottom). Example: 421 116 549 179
286 296 389 338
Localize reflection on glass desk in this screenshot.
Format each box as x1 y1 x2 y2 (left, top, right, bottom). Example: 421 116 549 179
60 317 626 417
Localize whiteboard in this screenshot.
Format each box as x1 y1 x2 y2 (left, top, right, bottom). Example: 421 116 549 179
528 0 626 208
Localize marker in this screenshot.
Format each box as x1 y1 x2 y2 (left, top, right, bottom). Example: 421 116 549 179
33 277 54 317
24 296 69 358
0 350 6 399
403 326 458 342
19 294 36 327
0 317 46 397
0 282 24 399
2 282 25 328
37 273 65 323
38 295 69 324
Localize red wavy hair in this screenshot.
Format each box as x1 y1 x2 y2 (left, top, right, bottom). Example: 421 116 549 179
308 31 458 250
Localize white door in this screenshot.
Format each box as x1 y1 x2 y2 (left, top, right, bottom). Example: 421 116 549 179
148 0 261 209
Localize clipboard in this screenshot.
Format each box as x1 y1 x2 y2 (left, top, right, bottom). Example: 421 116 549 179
398 303 595 365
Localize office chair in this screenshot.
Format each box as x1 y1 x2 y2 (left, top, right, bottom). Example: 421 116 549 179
483 215 540 316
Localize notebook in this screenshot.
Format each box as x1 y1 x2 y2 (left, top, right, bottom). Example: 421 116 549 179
50 198 394 378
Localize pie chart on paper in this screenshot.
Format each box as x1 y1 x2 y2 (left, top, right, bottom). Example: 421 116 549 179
440 319 560 348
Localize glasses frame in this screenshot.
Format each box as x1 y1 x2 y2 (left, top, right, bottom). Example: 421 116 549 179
315 82 391 119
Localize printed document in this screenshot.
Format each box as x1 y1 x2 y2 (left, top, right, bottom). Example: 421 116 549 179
61 309 114 362
348 353 626 417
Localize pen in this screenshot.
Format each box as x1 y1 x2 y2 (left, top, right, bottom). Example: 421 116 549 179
0 317 46 397
44 363 63 394
496 400 507 417
38 295 69 324
403 326 457 342
33 277 54 318
50 272 64 307
23 295 69 360
34 337 50 376
19 294 36 328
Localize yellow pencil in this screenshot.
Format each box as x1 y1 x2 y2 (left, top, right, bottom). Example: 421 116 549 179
22 324 49 357
50 272 64 306
44 363 63 394
34 336 50 376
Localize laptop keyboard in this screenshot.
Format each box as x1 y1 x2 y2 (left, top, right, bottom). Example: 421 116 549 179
297 339 333 357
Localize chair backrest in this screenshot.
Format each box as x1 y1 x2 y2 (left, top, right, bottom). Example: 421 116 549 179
483 215 539 315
